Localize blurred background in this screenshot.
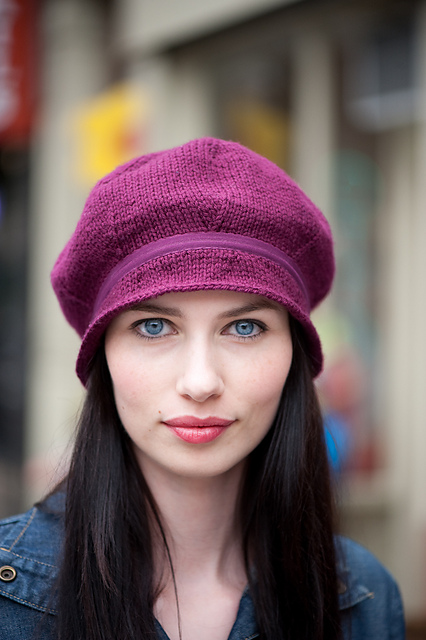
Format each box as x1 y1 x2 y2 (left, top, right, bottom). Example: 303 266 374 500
1 0 426 635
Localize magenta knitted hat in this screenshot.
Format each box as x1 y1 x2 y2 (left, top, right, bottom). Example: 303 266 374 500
51 137 335 385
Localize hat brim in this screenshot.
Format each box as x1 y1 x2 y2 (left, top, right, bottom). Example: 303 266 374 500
76 248 323 385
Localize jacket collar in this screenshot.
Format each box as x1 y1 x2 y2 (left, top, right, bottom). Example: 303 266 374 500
0 494 372 615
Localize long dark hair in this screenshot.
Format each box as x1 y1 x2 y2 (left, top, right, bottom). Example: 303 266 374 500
55 319 342 640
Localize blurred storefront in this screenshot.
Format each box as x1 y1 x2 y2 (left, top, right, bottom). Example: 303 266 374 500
0 0 37 515
3 0 426 631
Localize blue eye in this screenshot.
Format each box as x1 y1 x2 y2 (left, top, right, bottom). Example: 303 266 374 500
235 320 256 336
141 319 165 335
133 318 175 340
224 319 265 339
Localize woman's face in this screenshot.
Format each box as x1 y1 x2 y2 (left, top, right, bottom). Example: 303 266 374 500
105 290 293 482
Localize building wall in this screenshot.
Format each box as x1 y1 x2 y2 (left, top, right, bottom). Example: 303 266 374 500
114 0 301 55
25 0 108 504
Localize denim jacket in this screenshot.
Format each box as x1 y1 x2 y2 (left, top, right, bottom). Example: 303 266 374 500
0 493 405 640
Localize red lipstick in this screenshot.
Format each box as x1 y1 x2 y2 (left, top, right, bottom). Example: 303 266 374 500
163 416 234 444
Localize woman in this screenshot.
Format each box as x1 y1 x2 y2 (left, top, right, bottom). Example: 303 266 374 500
0 138 404 640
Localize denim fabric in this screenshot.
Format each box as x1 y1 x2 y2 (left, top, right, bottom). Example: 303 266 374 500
0 493 405 640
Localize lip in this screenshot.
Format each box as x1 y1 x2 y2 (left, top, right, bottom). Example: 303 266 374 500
163 416 235 444
164 416 234 428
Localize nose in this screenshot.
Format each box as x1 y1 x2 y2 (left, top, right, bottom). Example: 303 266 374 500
176 339 224 402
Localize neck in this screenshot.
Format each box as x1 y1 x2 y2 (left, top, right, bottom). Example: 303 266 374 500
142 459 247 584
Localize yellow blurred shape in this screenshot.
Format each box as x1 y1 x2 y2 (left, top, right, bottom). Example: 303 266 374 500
226 98 289 169
71 83 149 186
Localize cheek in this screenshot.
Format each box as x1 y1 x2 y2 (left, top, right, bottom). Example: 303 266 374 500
105 351 154 415
252 364 287 406
236 349 292 413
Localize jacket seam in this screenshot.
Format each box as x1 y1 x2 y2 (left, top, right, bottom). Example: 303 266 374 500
339 590 375 610
7 508 36 551
0 547 57 569
0 587 57 614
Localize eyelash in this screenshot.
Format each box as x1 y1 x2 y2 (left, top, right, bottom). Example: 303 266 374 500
131 318 267 341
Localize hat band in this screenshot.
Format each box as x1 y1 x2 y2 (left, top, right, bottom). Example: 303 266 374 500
92 232 309 319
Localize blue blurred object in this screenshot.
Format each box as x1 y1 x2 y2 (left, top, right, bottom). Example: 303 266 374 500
324 412 352 473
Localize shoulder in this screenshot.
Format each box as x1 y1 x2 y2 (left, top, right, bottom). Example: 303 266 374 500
0 493 64 640
0 491 64 573
337 536 405 640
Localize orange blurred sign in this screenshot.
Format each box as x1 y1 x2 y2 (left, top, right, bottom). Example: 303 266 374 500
0 0 38 145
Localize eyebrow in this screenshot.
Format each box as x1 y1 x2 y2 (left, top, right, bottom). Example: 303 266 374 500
217 300 280 319
128 303 184 317
128 299 280 319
